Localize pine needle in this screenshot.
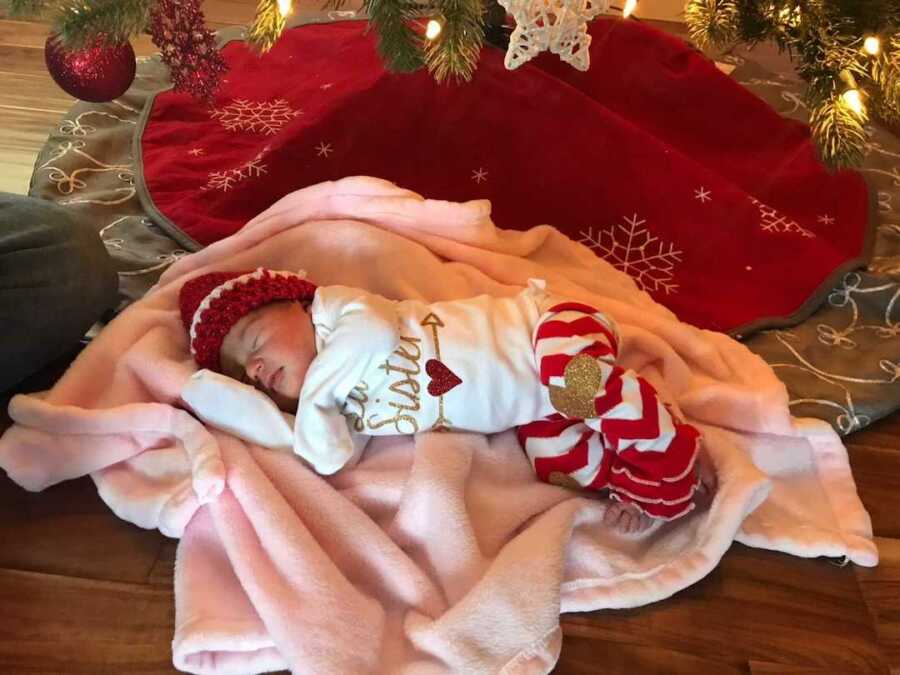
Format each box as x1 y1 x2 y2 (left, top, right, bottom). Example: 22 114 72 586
247 0 287 53
364 0 424 73
809 94 868 169
424 0 485 83
685 0 739 49
53 0 151 48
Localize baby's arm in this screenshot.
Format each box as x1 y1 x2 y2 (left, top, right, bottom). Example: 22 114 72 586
181 369 295 450
294 287 400 474
181 369 372 471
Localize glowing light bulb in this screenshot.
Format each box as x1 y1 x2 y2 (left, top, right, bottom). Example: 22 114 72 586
623 0 637 18
426 19 442 40
864 36 881 55
425 19 444 40
774 5 801 26
277 0 292 18
842 88 865 116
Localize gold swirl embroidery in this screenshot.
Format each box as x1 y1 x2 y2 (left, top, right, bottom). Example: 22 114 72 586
38 141 135 206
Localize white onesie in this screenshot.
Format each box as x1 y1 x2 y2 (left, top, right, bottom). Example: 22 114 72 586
295 280 556 473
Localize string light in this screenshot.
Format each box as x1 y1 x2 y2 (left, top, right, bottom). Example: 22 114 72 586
777 6 801 27
842 88 865 116
277 0 292 18
864 36 881 56
425 19 442 40
623 0 637 18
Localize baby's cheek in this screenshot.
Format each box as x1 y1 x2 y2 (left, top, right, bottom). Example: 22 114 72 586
286 378 303 399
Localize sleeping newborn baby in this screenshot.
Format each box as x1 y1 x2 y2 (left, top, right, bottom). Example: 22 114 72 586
179 268 714 533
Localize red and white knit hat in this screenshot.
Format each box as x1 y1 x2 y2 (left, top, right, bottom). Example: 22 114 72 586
179 268 317 372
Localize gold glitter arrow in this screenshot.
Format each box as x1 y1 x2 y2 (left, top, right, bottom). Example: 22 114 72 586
421 312 451 431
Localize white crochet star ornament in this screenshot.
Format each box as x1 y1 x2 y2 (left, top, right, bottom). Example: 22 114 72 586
498 0 609 71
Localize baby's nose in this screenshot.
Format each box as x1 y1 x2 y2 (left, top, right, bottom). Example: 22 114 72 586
247 357 264 383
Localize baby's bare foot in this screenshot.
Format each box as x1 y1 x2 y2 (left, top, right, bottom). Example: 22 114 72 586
603 500 654 534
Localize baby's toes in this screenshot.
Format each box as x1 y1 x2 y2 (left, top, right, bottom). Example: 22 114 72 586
700 460 718 494
628 510 653 534
603 502 624 527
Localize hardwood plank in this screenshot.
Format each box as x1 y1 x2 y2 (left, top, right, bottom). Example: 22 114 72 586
0 22 157 60
748 663 865 674
0 568 176 674
146 539 178 587
0 71 73 111
0 42 46 76
832 404 900 539
0 160 32 194
846 414 900 454
0 104 59 193
555 636 746 674
857 537 900 673
0 17 52 49
0 100 59 149
851 446 900 538
560 544 887 672
0 473 168 584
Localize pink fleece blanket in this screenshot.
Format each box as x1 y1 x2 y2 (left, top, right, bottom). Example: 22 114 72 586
0 177 877 674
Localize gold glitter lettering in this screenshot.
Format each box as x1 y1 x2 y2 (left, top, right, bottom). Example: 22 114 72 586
342 381 369 432
366 410 419 433
366 336 423 433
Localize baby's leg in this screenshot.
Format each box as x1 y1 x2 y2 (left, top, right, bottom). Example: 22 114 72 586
605 443 716 534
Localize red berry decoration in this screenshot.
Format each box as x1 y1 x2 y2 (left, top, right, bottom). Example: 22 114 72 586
45 35 136 102
149 0 228 102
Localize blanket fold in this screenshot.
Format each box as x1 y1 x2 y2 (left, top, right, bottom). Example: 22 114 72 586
0 176 877 674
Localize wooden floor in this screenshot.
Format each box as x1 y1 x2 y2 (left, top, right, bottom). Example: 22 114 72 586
2 2 900 673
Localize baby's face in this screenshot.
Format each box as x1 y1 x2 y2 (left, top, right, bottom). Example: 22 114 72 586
219 301 315 410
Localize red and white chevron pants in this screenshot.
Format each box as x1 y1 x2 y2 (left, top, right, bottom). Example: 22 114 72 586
517 302 701 520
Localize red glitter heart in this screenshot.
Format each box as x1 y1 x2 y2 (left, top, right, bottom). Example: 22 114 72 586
426 359 463 397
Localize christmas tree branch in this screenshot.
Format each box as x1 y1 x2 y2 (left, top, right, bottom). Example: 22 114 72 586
364 0 424 72
872 35 900 108
685 0 900 167
685 0 738 49
247 0 286 53
8 0 49 18
53 0 152 48
809 91 868 169
424 0 485 82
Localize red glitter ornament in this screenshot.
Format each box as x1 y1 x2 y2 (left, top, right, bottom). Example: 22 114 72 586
44 35 136 103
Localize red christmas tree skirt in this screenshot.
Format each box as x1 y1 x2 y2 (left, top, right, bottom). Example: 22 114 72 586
137 18 873 334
